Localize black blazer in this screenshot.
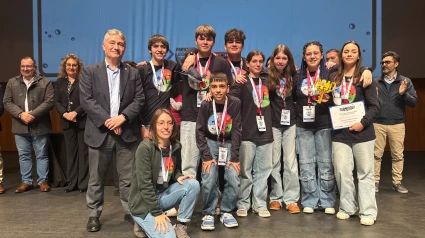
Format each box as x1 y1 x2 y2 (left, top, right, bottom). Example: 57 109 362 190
54 77 86 130
0 84 4 131
79 61 144 148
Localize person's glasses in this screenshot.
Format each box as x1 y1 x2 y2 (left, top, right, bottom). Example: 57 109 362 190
380 61 393 65
305 52 321 58
157 121 174 127
20 65 33 69
66 63 78 68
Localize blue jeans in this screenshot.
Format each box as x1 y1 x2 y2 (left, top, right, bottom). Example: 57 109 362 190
237 141 273 211
14 134 49 185
132 179 200 238
270 125 300 205
296 127 336 209
180 121 200 176
333 140 377 220
201 139 240 216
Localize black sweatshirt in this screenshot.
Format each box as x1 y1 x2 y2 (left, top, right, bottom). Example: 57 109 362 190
181 55 233 122
196 95 242 162
138 59 179 125
330 75 380 143
270 73 298 128
229 76 273 143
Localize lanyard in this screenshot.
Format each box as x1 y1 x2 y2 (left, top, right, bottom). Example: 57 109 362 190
341 75 354 100
227 58 243 77
160 145 172 183
212 97 228 143
279 77 287 109
306 68 320 104
249 75 263 116
149 61 165 93
196 54 212 79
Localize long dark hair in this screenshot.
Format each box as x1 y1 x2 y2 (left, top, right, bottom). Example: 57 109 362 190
299 41 327 79
268 45 297 91
333 41 362 86
245 50 265 77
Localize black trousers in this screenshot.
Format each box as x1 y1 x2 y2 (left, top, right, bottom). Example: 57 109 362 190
63 127 89 190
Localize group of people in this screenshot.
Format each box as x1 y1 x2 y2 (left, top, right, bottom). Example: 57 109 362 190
0 24 418 238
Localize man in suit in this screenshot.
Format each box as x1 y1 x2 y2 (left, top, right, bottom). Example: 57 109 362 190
3 56 54 193
80 29 144 232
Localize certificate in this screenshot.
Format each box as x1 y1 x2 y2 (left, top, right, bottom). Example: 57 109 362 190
329 101 365 130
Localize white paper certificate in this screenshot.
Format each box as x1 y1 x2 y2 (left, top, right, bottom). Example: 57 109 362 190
329 101 366 130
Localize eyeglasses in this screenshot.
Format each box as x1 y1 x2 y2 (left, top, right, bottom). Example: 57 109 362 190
157 121 174 127
305 52 321 58
380 61 393 65
66 63 78 68
20 65 34 69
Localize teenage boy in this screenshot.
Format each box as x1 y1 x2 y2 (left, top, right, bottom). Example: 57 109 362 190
180 25 232 177
196 72 241 230
138 34 180 140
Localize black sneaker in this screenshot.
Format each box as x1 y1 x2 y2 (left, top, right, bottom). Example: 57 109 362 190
393 183 408 194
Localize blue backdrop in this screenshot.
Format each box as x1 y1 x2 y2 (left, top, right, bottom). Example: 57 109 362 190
33 0 382 80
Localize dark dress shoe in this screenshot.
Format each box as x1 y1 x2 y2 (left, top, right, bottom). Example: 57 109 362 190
64 189 77 193
15 183 33 193
124 214 134 225
79 189 87 193
86 217 101 232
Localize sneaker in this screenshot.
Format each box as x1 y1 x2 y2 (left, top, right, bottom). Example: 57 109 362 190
253 209 271 218
165 207 178 217
236 208 248 217
375 183 379 193
336 211 350 220
393 183 408 194
201 215 215 231
360 217 375 226
134 223 147 238
286 203 300 214
220 213 238 228
174 224 190 238
325 208 335 215
269 201 281 210
303 207 314 214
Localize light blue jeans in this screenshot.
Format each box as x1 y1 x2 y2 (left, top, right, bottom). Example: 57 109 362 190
237 141 273 211
296 127 336 209
180 121 200 176
14 134 49 185
270 125 300 205
201 139 240 216
333 140 377 220
131 179 200 238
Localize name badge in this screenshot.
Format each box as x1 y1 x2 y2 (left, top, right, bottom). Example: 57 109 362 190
157 171 163 184
256 115 266 131
280 109 290 125
218 147 228 166
303 106 315 122
197 91 207 107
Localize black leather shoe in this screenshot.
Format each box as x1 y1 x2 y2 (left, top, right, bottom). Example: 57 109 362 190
124 214 134 225
64 189 77 193
86 217 101 232
79 189 87 193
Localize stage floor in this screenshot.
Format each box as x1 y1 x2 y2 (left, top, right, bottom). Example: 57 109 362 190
0 151 424 238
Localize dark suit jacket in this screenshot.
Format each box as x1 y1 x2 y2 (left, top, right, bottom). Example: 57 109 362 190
54 77 86 130
0 84 4 131
79 61 144 148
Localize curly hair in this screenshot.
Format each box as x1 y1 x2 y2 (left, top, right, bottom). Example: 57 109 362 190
57 54 83 79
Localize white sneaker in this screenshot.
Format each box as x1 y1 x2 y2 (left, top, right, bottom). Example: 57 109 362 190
164 207 178 217
336 211 350 220
201 215 215 230
303 207 314 214
254 209 271 218
236 209 248 217
360 217 375 226
325 208 335 215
